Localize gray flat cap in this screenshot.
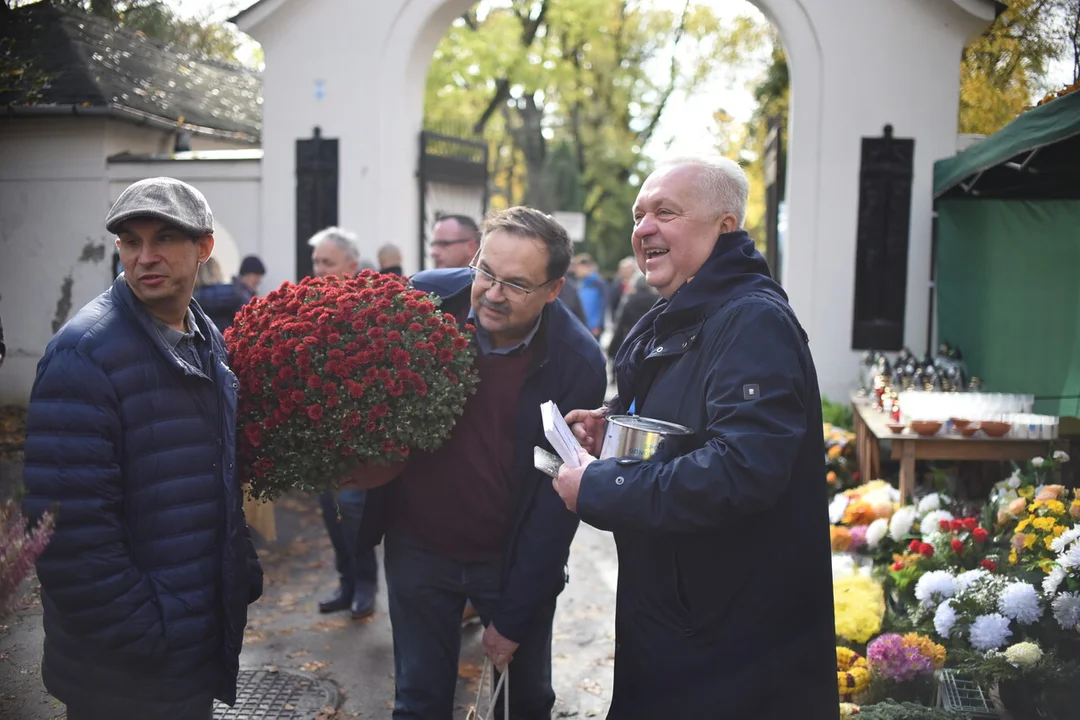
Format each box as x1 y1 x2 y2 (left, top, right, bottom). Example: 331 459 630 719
105 177 214 237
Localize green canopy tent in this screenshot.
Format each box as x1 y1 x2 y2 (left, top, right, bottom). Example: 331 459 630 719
931 90 1080 417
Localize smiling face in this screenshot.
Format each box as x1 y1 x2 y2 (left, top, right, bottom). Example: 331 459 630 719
116 218 213 325
469 229 564 349
631 164 738 298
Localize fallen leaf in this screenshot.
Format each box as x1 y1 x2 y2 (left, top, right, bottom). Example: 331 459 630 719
300 660 327 672
286 649 310 659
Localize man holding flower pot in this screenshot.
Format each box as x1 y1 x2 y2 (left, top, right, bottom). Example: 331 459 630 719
362 207 608 719
557 156 837 719
22 177 263 718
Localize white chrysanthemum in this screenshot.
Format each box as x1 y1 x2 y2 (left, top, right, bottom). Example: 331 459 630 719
1004 642 1043 668
998 582 1042 624
920 510 954 534
1051 526 1080 554
969 613 1013 651
934 600 958 638
1052 592 1080 630
1031 456 1045 467
832 554 856 579
829 495 850 525
916 570 957 606
1052 450 1069 463
1006 470 1022 489
889 506 918 542
957 569 990 593
1043 566 1067 596
865 518 889 549
917 493 949 516
1059 543 1080 571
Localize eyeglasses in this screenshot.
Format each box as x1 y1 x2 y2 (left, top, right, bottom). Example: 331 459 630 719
469 264 553 302
429 238 475 250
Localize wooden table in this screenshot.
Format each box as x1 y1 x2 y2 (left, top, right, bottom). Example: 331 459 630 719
851 398 1063 503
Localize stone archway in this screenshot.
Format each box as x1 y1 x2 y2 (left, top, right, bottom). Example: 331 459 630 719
238 0 998 399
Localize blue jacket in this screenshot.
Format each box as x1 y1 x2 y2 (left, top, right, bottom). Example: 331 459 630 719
22 275 262 706
362 268 607 643
193 281 248 333
577 270 607 334
576 233 837 719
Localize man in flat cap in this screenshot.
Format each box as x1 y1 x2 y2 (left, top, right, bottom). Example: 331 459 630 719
22 177 264 719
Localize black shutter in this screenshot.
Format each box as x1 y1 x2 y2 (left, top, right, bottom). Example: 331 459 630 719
851 124 914 350
763 117 785 282
295 127 339 281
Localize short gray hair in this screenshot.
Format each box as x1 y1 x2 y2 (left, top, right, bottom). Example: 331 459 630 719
657 155 749 227
308 226 360 262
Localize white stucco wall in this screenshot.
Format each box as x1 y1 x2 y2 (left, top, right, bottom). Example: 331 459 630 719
0 117 263 403
239 0 996 402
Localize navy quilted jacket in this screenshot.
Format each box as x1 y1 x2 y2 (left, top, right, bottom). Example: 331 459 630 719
22 274 263 706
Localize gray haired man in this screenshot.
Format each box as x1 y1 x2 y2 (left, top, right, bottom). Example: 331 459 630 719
307 227 380 619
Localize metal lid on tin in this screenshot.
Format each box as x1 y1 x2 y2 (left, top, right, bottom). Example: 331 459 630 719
607 415 693 436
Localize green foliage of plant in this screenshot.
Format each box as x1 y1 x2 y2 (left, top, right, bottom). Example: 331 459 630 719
851 701 964 720
822 397 854 431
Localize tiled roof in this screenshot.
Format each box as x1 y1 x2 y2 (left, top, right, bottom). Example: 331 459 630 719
1 2 261 142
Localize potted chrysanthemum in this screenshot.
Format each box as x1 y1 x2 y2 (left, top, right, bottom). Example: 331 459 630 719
226 271 479 501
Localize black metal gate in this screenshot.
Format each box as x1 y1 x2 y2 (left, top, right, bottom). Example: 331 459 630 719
851 124 914 351
418 128 489 271
763 117 785 284
296 127 339 281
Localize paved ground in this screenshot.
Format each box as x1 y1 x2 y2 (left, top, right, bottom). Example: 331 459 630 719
0 466 619 719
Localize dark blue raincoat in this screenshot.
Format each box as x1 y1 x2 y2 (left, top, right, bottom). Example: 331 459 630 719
577 232 838 719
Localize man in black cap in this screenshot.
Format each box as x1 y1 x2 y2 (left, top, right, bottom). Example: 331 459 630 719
23 176 263 719
235 254 266 302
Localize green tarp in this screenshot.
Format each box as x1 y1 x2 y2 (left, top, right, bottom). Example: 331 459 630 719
936 200 1080 417
934 91 1080 199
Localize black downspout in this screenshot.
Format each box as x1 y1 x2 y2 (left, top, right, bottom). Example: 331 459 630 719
418 132 427 272
926 198 939 356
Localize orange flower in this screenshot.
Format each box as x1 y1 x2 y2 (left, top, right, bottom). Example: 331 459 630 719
832 526 853 552
827 471 839 484
843 501 876 526
1035 485 1066 502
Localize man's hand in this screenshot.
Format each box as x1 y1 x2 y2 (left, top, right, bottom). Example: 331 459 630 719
564 407 608 456
553 449 596 514
482 623 519 672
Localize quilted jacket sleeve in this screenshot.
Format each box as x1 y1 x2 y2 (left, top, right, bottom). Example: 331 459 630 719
22 349 167 656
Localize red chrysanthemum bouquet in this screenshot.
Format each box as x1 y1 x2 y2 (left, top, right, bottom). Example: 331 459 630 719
225 270 479 500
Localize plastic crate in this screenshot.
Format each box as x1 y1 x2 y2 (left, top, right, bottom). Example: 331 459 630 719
936 669 999 718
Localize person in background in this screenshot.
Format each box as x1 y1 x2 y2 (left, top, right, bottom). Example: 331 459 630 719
606 272 657 359
22 176 263 719
307 226 381 619
555 156 837 718
234 255 266 302
558 272 588 328
572 254 607 341
430 215 480 269
608 256 638 320
378 244 405 276
361 207 607 719
194 257 246 333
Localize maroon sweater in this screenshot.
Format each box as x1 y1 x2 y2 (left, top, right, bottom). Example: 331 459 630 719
391 343 533 561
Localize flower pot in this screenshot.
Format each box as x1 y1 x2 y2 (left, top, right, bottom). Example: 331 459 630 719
337 460 407 490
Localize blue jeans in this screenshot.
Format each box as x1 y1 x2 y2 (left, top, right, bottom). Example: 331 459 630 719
319 489 378 593
384 532 556 720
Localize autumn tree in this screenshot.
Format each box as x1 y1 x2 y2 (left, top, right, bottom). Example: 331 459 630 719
4 0 247 64
423 0 741 269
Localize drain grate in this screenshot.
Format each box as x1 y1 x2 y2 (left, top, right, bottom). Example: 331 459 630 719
214 668 339 719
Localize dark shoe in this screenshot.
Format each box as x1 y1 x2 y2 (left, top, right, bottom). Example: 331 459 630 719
318 585 353 614
350 584 375 620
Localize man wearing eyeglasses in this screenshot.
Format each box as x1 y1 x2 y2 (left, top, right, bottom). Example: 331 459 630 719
430 215 481 269
361 207 607 719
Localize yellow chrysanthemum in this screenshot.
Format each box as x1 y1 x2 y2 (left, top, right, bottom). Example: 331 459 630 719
1024 533 1038 550
834 575 885 644
1045 499 1067 516
1009 547 1019 564
1053 525 1066 537
1016 518 1032 532
1032 517 1057 532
